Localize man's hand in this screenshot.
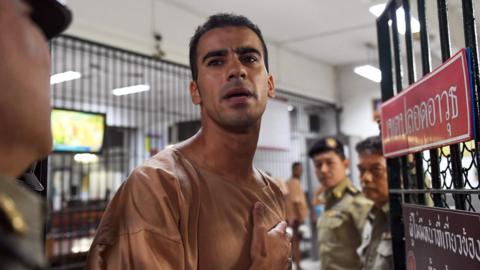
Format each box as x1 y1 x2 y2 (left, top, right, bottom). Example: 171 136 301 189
249 202 292 270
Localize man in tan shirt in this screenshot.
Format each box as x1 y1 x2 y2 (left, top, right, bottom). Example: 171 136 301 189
86 13 291 270
308 137 372 270
285 162 308 270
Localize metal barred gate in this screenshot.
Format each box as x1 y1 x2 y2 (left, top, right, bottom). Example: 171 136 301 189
376 0 480 269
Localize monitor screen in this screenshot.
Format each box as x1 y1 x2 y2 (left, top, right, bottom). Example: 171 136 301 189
51 108 106 153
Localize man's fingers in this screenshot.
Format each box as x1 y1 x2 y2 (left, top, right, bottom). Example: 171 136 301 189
252 201 266 227
251 202 267 256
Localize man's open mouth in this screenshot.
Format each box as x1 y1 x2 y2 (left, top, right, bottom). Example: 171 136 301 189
224 88 253 99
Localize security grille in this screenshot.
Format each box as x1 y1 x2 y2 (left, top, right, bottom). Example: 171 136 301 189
376 0 480 269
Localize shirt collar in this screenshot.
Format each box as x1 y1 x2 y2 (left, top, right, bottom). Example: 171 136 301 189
370 202 390 219
326 178 350 200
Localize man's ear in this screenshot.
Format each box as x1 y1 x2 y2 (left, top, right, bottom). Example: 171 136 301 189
189 80 202 105
267 74 275 98
343 159 350 170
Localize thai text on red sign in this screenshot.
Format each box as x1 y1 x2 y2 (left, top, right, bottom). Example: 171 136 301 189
403 204 480 270
380 48 473 158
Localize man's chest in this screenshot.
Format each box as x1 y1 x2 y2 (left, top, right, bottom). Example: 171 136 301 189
193 180 283 270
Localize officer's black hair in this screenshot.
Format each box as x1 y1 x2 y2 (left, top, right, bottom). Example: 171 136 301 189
188 13 269 81
308 138 346 160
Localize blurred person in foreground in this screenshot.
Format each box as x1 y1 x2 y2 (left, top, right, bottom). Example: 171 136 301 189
308 136 372 270
285 162 308 270
0 0 71 268
86 13 291 270
356 136 393 270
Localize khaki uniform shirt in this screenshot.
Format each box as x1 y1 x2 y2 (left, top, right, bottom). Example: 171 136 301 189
86 148 286 270
358 203 393 270
0 175 45 270
285 178 308 224
317 178 372 270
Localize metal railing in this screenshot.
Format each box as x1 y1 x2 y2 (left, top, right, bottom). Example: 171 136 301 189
376 0 480 269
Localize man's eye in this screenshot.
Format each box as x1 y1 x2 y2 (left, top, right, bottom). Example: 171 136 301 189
241 55 258 64
207 59 223 66
372 167 384 175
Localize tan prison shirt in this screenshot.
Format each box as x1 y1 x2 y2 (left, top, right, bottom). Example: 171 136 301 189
317 178 372 270
285 178 308 224
85 148 285 270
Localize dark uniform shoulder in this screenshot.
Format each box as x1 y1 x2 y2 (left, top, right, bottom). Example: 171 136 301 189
343 181 373 213
0 176 45 269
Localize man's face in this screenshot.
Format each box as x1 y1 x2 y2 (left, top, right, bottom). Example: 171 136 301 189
0 0 52 174
189 26 275 132
312 151 348 189
358 153 388 206
293 164 302 178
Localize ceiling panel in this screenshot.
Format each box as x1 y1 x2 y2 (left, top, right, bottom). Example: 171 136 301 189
156 0 477 66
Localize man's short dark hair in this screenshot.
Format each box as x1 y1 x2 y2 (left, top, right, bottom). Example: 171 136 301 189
188 13 269 81
356 136 383 156
308 136 346 160
292 162 301 170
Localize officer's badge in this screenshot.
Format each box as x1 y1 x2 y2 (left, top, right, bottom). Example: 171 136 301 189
326 138 337 149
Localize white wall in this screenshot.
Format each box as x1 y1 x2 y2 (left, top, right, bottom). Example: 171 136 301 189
337 64 381 138
65 0 337 103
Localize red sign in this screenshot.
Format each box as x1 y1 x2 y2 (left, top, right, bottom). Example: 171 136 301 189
380 49 473 157
403 204 480 270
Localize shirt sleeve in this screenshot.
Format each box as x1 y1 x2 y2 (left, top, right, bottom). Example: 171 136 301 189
85 165 192 270
85 231 185 270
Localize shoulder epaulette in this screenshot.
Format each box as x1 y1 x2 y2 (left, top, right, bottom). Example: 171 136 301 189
346 185 360 195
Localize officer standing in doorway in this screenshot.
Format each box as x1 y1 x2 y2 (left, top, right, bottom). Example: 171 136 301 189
308 136 372 270
0 0 71 268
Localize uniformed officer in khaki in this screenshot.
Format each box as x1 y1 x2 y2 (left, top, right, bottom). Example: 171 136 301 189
0 0 71 268
308 137 372 270
356 136 393 270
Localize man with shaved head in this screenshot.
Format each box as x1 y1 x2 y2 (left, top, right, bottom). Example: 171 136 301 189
87 13 291 270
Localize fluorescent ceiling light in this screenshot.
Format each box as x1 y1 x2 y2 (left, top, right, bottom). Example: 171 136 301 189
354 65 382 83
50 71 81 85
112 84 150 96
369 4 420 34
74 153 99 163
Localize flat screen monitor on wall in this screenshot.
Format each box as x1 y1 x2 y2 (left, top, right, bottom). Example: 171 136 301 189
51 108 106 153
